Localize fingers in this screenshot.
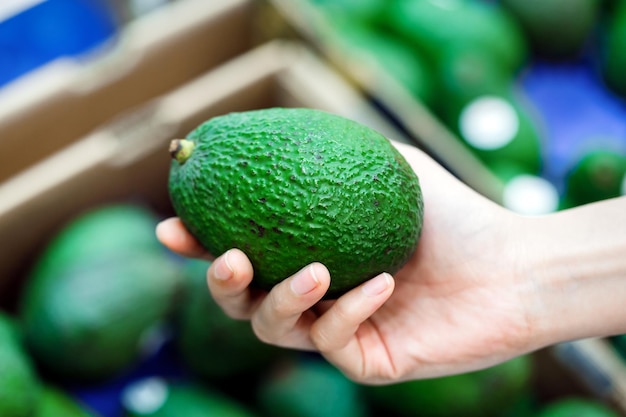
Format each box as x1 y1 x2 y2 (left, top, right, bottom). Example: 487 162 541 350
311 273 394 353
207 249 256 320
311 273 395 383
155 218 212 260
251 263 330 350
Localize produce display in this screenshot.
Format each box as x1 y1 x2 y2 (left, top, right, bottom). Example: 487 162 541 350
3 0 626 416
0 199 617 416
306 0 626 214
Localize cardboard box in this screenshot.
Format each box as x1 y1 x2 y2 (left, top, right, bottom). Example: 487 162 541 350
0 40 411 299
0 0 258 183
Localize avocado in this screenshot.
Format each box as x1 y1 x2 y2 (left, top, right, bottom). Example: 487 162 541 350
329 19 434 105
500 0 600 60
490 161 559 215
537 397 619 417
0 312 41 417
602 1 626 97
562 149 626 207
257 357 370 417
431 46 512 118
612 334 626 359
122 377 259 417
20 204 182 381
35 385 97 417
386 0 527 77
168 108 423 298
308 0 386 25
366 355 533 417
29 204 166 280
175 258 285 381
452 93 544 175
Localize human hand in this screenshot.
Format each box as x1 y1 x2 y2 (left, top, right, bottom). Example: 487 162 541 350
156 142 544 384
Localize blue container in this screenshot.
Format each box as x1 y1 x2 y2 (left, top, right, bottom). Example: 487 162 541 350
0 0 118 88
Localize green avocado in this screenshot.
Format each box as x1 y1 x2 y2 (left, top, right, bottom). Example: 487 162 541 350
0 312 41 417
257 357 370 417
562 149 626 208
35 386 97 417
537 397 619 417
175 258 284 381
600 1 626 97
168 108 423 298
29 204 165 280
20 204 182 381
122 378 258 417
386 0 527 77
500 0 600 60
366 355 533 417
327 19 434 105
612 334 626 359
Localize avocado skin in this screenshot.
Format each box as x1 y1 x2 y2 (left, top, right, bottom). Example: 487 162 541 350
0 312 41 417
35 386 97 417
537 398 619 417
563 150 626 208
124 382 258 417
169 108 423 297
20 204 182 381
257 357 370 417
29 204 165 281
366 355 533 417
176 259 284 380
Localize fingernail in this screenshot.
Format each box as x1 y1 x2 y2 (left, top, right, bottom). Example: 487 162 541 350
214 250 233 281
291 264 320 295
362 273 391 297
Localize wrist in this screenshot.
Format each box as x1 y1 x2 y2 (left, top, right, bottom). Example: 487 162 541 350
520 199 626 349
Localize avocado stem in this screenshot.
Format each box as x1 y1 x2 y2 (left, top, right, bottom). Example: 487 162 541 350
169 139 195 164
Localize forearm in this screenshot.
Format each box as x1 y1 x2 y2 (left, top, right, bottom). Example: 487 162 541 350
524 196 626 347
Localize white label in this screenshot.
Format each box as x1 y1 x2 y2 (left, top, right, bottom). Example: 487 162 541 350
503 175 559 215
122 377 169 415
459 96 520 150
0 0 47 22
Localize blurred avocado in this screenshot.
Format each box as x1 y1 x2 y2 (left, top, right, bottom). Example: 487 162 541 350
122 378 259 417
366 355 533 417
490 161 559 215
612 334 626 359
449 92 545 174
0 311 42 417
500 0 601 60
257 357 370 417
329 19 434 105
175 259 284 382
537 397 619 417
386 0 528 77
307 0 386 25
431 46 513 118
601 1 626 97
20 204 182 382
35 385 98 417
562 149 626 208
28 204 165 280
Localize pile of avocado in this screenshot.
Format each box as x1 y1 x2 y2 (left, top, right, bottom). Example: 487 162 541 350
307 0 626 211
0 200 622 416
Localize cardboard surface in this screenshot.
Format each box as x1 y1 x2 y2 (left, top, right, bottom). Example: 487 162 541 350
0 0 257 183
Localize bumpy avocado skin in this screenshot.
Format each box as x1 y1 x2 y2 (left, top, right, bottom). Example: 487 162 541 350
168 108 423 297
